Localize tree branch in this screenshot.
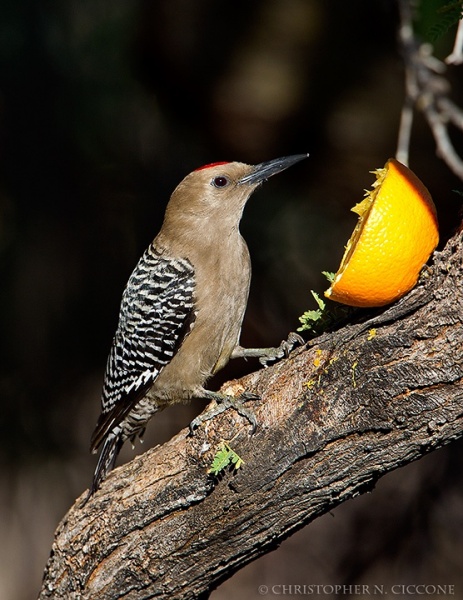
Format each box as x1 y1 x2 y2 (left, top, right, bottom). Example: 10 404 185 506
446 18 463 65
39 230 463 600
397 0 463 180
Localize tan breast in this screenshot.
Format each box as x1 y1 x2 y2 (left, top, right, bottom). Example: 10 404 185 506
149 232 251 402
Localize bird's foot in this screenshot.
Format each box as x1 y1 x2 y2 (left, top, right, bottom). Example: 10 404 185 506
258 332 304 367
231 332 304 367
189 391 259 435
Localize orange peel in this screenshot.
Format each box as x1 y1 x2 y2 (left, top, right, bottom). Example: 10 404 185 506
325 158 439 307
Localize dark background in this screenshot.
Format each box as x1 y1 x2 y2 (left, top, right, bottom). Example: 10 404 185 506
1 1 462 598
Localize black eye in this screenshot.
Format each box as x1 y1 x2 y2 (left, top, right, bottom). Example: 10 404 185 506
212 176 230 188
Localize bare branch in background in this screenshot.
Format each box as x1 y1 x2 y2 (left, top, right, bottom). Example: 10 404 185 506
397 0 463 180
396 96 414 165
446 18 463 65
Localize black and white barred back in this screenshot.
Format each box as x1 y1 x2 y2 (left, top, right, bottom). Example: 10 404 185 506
90 244 196 493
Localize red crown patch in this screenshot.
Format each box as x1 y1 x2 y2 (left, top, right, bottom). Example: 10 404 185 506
194 161 230 172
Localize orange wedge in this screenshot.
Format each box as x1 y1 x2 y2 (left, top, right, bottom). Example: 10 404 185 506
325 158 439 307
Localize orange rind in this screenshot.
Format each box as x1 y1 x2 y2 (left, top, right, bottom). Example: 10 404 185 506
325 158 439 307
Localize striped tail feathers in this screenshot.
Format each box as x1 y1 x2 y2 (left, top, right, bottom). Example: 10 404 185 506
87 381 154 501
90 426 124 496
90 380 152 454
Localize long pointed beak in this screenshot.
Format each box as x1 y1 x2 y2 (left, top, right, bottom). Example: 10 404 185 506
239 153 309 185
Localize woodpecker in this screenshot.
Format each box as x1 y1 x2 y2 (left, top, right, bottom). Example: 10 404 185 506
89 154 308 496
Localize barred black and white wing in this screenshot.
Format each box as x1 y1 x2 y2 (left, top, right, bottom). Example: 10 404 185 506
89 245 195 490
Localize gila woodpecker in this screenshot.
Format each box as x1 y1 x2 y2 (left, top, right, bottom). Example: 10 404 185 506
89 154 308 495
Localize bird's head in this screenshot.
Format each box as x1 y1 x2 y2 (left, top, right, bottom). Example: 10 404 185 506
163 154 309 232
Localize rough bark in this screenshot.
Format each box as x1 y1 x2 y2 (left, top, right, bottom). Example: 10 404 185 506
39 231 463 600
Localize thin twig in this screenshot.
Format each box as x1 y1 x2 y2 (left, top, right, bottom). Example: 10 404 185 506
438 96 463 130
423 101 463 179
446 18 463 65
397 0 463 181
396 98 414 166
